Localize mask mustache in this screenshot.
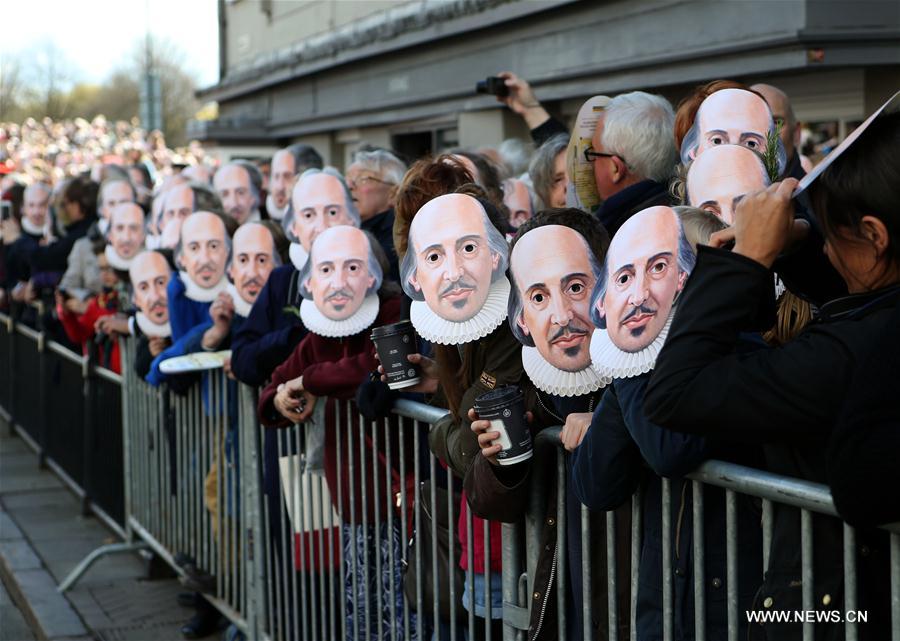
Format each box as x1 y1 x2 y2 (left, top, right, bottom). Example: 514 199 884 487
148 299 167 314
325 288 354 302
195 262 218 275
439 278 476 297
241 277 264 290
620 303 657 324
548 320 590 343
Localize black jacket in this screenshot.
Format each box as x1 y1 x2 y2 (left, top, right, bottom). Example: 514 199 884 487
595 180 672 237
827 296 900 528
361 207 400 283
5 231 43 288
530 117 569 147
645 246 898 641
29 217 94 273
230 264 306 387
572 375 763 641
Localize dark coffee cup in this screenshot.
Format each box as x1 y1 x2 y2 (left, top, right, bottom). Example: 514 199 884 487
371 321 421 390
473 386 532 466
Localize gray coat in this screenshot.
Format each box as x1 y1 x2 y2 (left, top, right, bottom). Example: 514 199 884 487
59 235 101 299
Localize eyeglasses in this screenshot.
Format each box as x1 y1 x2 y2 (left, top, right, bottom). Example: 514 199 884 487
583 147 626 164
346 175 393 189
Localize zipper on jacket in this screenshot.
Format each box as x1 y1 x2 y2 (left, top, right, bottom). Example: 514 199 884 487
531 547 557 641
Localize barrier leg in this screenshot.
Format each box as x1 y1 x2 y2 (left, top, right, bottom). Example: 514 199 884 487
58 542 149 592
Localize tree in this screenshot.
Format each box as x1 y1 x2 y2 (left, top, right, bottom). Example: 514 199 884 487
0 55 27 121
1 35 199 146
120 35 199 146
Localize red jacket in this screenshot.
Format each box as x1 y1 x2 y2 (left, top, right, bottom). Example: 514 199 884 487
58 290 121 373
258 295 409 523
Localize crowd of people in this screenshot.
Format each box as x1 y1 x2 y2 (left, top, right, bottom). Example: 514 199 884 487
1 71 899 641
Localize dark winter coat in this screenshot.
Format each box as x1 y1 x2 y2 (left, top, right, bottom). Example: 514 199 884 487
645 246 898 641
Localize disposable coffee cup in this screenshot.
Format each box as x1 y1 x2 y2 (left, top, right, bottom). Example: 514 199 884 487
371 320 421 390
473 386 532 466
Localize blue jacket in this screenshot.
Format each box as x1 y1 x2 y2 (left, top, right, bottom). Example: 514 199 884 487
572 374 763 641
231 264 307 387
167 274 213 342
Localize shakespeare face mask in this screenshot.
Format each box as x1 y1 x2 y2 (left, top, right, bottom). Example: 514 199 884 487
509 224 609 396
402 193 510 345
590 206 695 379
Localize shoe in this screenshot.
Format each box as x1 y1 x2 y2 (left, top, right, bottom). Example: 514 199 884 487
177 592 199 608
180 564 217 594
180 607 220 639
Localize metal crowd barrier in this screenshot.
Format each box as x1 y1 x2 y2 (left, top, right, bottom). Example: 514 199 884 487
0 309 125 537
3 309 899 640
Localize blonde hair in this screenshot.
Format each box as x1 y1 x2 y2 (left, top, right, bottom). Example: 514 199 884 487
673 206 727 251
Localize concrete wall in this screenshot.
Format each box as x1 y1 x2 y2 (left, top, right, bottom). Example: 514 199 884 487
200 0 900 158
225 0 413 75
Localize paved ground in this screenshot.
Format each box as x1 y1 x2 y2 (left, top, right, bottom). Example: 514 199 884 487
0 573 36 641
0 424 193 641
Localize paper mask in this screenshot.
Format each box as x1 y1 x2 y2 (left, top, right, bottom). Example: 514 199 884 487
794 89 900 195
681 88 786 174
178 211 228 291
129 250 172 336
590 206 695 379
283 169 359 270
403 193 510 345
298 226 381 338
565 95 611 213
509 224 609 396
228 222 276 308
107 203 146 268
686 145 771 225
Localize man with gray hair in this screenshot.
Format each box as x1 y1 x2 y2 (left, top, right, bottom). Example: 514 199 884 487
585 91 678 235
214 161 262 225
345 149 406 281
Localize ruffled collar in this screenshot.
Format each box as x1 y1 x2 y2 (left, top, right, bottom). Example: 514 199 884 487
266 194 289 221
226 282 253 318
521 345 610 397
21 217 46 236
105 244 137 271
589 309 675 380
179 271 229 303
289 243 309 271
410 277 510 346
299 293 380 338
135 312 172 338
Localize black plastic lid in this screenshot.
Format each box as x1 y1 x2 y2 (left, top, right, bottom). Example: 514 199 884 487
474 385 523 410
371 320 416 340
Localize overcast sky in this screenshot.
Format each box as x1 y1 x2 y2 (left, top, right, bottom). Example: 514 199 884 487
2 0 219 89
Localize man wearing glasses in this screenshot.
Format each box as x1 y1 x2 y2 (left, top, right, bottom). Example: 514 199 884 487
345 149 407 281
585 91 679 235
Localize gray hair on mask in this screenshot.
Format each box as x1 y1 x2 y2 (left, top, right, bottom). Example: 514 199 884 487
282 167 360 243
589 210 696 329
297 229 383 300
508 231 602 347
400 198 509 302
679 90 787 175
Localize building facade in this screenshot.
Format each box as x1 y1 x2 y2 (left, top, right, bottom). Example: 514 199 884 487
191 0 900 167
